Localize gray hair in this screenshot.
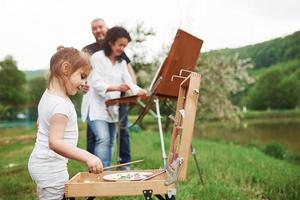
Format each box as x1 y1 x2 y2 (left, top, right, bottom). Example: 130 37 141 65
91 18 105 24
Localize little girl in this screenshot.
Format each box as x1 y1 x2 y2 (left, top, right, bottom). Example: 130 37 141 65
28 47 103 200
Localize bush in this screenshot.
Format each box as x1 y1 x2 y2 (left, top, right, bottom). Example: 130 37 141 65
245 59 300 109
263 143 287 159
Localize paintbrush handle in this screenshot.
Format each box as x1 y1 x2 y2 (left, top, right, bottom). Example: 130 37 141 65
141 170 166 181
103 160 144 170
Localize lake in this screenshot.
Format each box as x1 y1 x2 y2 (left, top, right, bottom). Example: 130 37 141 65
195 118 300 154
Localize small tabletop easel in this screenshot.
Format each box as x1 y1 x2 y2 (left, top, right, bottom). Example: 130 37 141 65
65 29 203 200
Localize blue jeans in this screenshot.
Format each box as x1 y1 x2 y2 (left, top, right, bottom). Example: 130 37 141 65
87 118 116 167
86 123 95 154
119 105 131 164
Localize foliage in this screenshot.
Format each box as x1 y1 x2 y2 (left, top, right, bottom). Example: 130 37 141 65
245 67 285 109
241 109 300 119
129 22 155 66
280 69 300 107
27 77 47 107
128 22 159 88
24 69 47 80
207 30 300 68
245 59 300 109
0 56 27 119
263 143 287 159
70 92 84 117
204 30 300 108
26 77 47 120
196 53 254 123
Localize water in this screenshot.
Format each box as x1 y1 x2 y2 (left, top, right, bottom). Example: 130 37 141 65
0 121 34 129
195 118 300 154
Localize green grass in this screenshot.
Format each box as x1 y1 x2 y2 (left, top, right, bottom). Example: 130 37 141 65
129 109 300 127
0 124 300 199
241 109 300 119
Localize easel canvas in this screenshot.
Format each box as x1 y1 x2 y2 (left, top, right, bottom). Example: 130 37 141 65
150 29 203 97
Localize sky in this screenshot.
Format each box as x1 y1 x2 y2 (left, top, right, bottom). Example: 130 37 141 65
0 0 300 71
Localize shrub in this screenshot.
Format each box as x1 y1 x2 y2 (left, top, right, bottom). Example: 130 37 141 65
263 143 287 159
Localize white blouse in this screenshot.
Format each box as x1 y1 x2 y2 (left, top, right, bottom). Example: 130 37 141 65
81 50 141 122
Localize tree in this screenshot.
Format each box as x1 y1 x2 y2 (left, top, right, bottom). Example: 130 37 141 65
0 56 27 119
196 53 254 124
28 77 47 106
27 76 47 120
245 59 300 109
128 22 158 88
209 31 300 69
280 69 300 108
248 68 285 109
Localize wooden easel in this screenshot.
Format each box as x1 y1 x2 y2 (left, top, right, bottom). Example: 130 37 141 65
65 29 203 199
64 71 201 200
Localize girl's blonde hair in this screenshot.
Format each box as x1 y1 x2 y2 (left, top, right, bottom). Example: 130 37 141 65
48 47 90 88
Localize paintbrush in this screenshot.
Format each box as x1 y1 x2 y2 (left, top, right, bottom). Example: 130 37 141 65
103 160 144 171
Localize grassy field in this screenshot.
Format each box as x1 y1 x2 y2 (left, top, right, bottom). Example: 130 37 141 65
0 123 300 200
240 109 300 119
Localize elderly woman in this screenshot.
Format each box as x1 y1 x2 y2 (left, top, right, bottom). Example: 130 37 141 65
82 26 146 167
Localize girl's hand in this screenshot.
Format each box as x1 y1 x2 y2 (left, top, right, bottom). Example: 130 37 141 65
86 154 103 174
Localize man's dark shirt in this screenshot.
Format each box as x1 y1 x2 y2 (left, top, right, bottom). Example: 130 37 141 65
82 41 130 64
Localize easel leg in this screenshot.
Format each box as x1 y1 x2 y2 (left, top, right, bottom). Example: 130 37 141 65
154 98 168 169
155 194 176 200
143 189 153 200
155 195 165 200
191 145 204 185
